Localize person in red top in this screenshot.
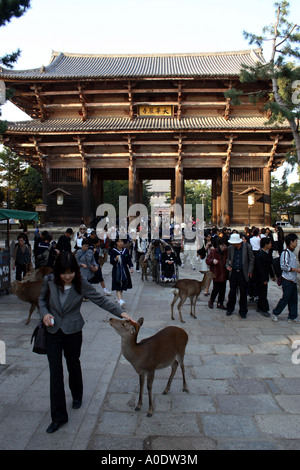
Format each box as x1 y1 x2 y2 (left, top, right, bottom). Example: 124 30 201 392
206 238 228 310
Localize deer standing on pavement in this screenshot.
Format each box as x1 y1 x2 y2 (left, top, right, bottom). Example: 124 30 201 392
171 271 214 323
109 317 188 417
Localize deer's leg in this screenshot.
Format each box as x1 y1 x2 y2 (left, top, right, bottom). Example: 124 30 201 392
163 360 178 395
189 296 193 316
146 371 155 417
177 296 187 323
192 296 198 318
26 302 37 325
135 373 145 412
180 362 188 393
171 292 179 320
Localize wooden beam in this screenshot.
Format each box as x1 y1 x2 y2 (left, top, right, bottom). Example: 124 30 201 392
78 84 88 121
128 81 134 120
177 81 182 120
31 85 47 121
13 87 231 97
266 134 281 171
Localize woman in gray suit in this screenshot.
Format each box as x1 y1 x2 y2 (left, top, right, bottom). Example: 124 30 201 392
39 252 134 434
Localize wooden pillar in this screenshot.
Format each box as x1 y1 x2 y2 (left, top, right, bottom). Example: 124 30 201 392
136 169 143 204
175 165 184 209
263 167 271 226
128 160 136 207
216 170 222 227
82 161 92 225
170 179 175 205
42 162 49 223
212 174 217 225
221 164 230 227
92 170 103 213
221 135 234 227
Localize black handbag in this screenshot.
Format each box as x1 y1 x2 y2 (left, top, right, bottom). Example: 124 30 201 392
31 321 47 354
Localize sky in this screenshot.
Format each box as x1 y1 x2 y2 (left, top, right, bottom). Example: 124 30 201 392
0 0 299 183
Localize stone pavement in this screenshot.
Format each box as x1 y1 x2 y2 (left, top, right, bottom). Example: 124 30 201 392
0 261 300 451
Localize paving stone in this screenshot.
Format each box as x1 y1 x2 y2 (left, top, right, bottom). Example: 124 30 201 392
202 414 259 438
256 415 300 439
227 378 270 395
217 394 281 414
148 435 217 450
0 261 299 450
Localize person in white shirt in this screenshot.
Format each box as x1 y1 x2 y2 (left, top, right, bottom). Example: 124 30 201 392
272 233 300 322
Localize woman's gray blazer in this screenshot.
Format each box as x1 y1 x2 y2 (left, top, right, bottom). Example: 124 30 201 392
38 275 123 334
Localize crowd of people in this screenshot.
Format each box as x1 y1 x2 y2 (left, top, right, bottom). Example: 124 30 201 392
12 221 300 322
9 220 300 435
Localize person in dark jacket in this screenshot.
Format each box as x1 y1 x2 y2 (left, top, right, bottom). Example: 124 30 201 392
12 233 31 280
110 238 133 308
256 237 276 317
161 245 177 281
39 252 135 434
56 228 74 253
225 233 254 319
35 233 58 268
206 238 228 310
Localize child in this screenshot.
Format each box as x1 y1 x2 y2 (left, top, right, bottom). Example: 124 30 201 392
110 238 133 307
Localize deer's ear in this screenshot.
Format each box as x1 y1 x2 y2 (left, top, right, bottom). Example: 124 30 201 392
137 317 144 326
130 325 137 335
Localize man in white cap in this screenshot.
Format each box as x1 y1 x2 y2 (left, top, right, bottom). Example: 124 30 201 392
225 233 254 318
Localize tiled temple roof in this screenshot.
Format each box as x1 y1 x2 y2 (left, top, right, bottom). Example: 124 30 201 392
0 49 265 80
6 116 289 133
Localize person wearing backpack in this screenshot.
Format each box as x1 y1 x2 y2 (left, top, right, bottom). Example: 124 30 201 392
272 233 300 323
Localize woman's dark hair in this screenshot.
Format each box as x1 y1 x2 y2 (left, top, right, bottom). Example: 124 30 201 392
53 252 82 293
217 238 227 250
260 237 272 249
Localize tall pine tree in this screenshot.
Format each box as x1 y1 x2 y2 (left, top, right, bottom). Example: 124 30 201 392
0 1 31 133
225 1 300 167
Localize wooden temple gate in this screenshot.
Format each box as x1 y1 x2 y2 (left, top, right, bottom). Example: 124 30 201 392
0 50 293 227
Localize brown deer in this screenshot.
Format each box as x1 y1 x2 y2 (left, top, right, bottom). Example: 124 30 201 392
171 271 214 323
139 254 150 282
109 317 188 417
10 266 53 324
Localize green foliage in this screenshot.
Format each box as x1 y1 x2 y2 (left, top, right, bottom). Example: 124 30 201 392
14 166 42 211
271 174 300 221
0 146 42 210
226 1 300 167
184 180 212 221
165 180 212 221
0 0 31 68
103 179 154 213
0 146 26 189
0 0 31 27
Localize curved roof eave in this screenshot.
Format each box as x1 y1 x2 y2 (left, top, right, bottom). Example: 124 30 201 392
0 49 266 81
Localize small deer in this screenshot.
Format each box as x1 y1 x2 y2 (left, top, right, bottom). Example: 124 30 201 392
109 317 188 417
11 266 53 325
171 271 214 323
139 254 150 282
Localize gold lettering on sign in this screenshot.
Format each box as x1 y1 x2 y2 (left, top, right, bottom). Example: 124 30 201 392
138 105 173 116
